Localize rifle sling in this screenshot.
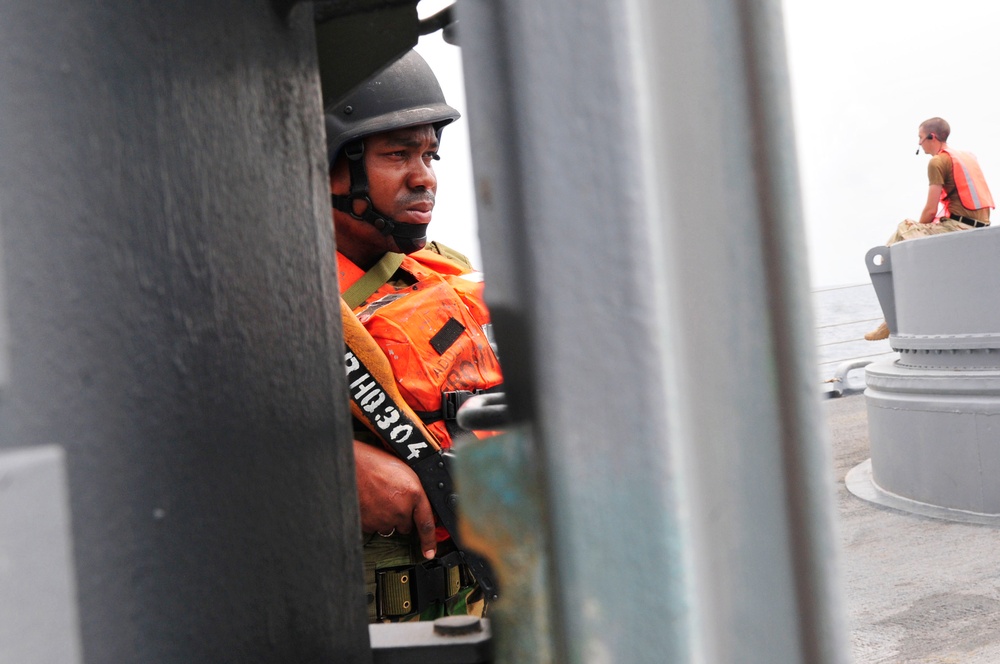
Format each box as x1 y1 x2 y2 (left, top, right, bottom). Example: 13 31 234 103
342 251 405 310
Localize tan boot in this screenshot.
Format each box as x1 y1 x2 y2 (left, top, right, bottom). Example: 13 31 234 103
864 320 890 341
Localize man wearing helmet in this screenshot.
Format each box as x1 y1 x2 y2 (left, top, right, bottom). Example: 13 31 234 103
326 50 502 622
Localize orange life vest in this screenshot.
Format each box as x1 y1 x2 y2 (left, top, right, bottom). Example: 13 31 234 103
939 147 994 216
337 249 503 450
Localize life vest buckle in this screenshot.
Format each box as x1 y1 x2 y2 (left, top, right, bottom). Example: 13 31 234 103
441 390 477 422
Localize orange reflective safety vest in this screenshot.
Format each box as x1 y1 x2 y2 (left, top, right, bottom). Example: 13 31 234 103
939 147 994 215
337 249 503 450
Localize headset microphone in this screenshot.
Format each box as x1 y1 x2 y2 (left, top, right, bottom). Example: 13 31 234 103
916 134 934 155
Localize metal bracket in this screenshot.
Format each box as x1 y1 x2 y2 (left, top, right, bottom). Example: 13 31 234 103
298 0 459 106
865 245 897 335
370 617 492 664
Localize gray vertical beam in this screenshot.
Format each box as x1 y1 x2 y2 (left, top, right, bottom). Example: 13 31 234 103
626 0 849 661
0 2 370 662
458 0 848 662
457 1 691 662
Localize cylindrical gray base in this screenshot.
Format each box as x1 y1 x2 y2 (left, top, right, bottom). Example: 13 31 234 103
862 358 1000 517
846 459 1000 526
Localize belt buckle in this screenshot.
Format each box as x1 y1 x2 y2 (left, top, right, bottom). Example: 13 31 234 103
375 565 417 619
375 555 467 620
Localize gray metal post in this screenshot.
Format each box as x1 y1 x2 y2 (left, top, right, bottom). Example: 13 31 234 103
0 2 370 662
0 446 83 663
457 0 849 662
627 1 849 660
456 1 691 661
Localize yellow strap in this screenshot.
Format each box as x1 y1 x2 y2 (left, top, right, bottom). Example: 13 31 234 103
340 298 443 453
342 252 405 309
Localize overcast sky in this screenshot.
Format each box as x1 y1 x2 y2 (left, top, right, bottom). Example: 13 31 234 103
417 1 1000 289
785 0 1000 288
412 14 480 267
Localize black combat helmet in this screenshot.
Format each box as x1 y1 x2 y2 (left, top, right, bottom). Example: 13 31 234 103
325 49 460 165
326 50 460 254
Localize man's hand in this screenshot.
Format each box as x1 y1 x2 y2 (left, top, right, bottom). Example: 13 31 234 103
354 440 437 559
919 184 944 224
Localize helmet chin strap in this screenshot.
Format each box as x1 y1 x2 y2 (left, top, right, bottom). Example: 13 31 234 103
331 140 429 254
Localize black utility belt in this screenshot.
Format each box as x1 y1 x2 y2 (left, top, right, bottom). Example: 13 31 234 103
948 214 989 228
375 551 475 619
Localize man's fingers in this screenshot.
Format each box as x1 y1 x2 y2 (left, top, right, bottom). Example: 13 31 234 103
353 439 438 557
413 498 437 559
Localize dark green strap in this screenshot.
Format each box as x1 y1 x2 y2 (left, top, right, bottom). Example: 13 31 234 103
342 252 405 309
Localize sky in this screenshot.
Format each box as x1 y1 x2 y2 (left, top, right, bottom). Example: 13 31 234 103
416 1 1000 289
412 13 481 268
784 0 1000 288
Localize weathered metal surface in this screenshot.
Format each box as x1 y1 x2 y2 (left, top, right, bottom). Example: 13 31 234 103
0 2 369 661
453 428 553 664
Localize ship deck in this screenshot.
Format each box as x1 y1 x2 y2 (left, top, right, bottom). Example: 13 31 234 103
826 393 1000 663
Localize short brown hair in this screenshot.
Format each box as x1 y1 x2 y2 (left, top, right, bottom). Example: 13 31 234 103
919 117 951 142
